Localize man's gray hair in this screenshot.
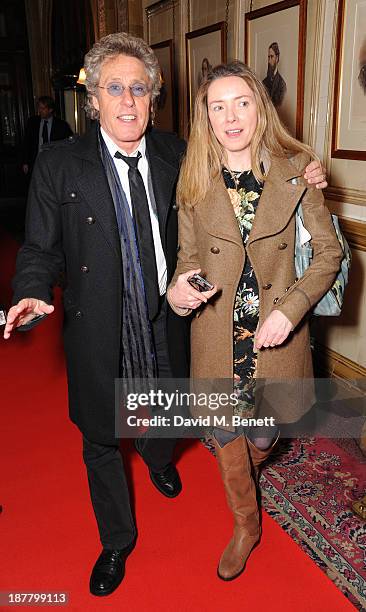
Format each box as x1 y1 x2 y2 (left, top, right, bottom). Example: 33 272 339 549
84 32 161 120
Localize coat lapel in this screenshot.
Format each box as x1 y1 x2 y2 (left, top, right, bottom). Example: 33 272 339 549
247 156 306 247
71 126 121 260
197 176 243 248
145 133 180 247
197 155 307 248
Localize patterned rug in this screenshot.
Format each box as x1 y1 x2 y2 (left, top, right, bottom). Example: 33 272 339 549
204 437 366 610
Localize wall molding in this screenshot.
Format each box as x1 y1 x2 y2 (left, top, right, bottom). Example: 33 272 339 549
145 0 176 20
314 343 366 380
326 186 366 207
314 345 366 453
307 0 325 150
338 217 366 252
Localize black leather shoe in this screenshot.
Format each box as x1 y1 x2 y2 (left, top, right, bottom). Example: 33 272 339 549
89 548 130 596
134 439 182 498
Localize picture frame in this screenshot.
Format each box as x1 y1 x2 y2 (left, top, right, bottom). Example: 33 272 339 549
185 21 227 124
151 39 177 133
245 0 307 139
331 0 366 161
145 0 175 45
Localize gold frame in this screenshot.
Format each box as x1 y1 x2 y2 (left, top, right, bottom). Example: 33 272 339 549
245 0 307 139
331 0 366 161
185 22 227 125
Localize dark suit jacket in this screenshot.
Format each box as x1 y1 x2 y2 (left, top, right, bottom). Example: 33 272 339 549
262 71 287 107
13 124 190 444
22 115 73 169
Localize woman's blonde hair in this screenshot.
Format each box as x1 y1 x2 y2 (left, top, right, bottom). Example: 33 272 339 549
177 61 316 207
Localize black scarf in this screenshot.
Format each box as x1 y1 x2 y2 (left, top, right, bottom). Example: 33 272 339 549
98 128 157 384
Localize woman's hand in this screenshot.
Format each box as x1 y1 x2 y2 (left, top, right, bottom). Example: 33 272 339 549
303 160 327 189
168 269 217 311
255 309 293 350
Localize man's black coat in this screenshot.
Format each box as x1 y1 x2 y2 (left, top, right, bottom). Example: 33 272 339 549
13 124 190 444
22 115 73 169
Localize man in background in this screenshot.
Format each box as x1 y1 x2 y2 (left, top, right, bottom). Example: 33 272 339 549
22 95 73 176
262 42 287 107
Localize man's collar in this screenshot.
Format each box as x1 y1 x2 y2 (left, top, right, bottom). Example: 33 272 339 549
100 127 146 159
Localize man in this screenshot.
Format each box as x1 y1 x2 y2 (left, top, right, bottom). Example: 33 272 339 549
22 95 73 176
262 42 287 107
359 63 366 94
4 33 327 597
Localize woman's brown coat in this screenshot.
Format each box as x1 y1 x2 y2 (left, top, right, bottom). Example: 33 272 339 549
170 153 343 426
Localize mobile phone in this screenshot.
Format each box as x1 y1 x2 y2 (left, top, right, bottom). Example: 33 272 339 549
16 313 48 331
187 273 214 292
0 307 7 327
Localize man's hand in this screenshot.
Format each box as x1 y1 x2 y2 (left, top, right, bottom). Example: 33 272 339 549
168 269 217 311
255 310 293 350
3 298 54 339
303 160 327 189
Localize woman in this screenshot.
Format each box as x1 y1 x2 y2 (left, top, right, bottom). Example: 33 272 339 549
168 62 342 581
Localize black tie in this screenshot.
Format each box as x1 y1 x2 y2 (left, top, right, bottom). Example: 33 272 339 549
115 151 160 320
42 120 49 144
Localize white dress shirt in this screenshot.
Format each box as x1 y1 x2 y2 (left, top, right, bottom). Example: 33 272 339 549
101 128 167 295
38 116 53 151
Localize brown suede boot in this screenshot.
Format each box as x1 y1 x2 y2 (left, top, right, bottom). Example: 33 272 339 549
246 433 279 482
213 435 260 581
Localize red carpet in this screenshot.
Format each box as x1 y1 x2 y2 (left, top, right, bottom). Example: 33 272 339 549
0 230 355 611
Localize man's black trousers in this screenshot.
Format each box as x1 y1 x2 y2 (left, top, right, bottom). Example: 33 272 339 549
82 299 177 549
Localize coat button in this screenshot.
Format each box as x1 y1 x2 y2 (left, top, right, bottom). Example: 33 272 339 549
81 265 89 273
263 283 272 290
278 242 287 250
273 297 279 304
70 191 77 199
86 216 95 224
211 246 220 254
75 310 83 318
172 203 179 210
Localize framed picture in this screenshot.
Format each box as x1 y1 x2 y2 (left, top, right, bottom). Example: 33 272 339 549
185 21 227 124
245 0 307 139
151 39 176 133
331 0 366 161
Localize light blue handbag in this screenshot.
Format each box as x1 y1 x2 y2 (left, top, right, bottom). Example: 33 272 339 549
294 203 351 316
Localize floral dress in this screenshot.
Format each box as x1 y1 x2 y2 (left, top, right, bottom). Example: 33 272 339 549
223 167 263 418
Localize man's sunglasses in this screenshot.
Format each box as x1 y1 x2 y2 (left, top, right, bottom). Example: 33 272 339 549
98 83 150 97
